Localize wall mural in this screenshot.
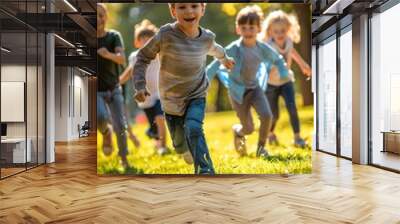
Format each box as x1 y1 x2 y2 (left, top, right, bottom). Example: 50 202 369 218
97 2 312 175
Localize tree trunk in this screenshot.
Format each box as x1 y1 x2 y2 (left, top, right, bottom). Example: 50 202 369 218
293 4 313 106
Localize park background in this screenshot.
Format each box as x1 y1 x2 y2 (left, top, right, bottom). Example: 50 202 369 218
97 3 314 175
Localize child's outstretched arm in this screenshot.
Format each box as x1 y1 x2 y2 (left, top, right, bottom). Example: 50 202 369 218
98 47 126 65
133 34 160 102
206 59 230 89
208 41 235 70
260 42 290 79
120 53 139 85
291 48 311 77
270 51 289 79
206 41 235 89
119 64 133 85
206 59 221 81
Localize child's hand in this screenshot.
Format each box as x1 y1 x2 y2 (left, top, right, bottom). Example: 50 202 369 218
134 89 150 102
221 57 235 71
97 47 110 59
302 64 311 77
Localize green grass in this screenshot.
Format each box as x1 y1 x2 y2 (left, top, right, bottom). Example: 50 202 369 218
97 106 313 175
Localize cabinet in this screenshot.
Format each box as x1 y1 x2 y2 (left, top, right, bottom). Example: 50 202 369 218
382 131 400 154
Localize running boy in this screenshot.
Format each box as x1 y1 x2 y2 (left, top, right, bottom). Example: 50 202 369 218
97 3 130 169
133 3 235 174
120 19 168 155
207 5 289 157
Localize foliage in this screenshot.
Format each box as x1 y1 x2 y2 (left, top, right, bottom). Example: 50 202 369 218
103 3 312 112
105 3 302 55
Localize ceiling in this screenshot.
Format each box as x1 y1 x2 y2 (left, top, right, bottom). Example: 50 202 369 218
311 0 391 43
1 0 395 74
0 0 96 74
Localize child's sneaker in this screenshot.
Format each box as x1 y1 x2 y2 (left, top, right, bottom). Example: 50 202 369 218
294 137 306 148
120 156 129 169
146 128 159 140
156 146 168 156
268 134 279 145
232 124 247 156
102 130 113 156
256 146 269 158
198 168 215 175
182 150 193 164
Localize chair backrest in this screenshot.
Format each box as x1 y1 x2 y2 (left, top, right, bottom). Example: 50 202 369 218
82 121 90 129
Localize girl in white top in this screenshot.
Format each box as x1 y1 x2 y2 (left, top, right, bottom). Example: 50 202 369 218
128 51 160 109
260 10 311 148
119 20 168 155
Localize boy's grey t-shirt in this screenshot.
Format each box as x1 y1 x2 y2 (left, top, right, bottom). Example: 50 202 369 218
133 22 225 116
240 45 263 89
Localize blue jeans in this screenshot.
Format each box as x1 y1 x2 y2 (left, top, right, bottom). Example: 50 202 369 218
165 98 215 174
143 100 164 140
97 86 128 158
266 82 300 134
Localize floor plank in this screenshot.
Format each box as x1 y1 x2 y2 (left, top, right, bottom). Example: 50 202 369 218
0 135 399 223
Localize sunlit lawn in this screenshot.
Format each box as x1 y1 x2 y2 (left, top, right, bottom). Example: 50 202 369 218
97 105 313 175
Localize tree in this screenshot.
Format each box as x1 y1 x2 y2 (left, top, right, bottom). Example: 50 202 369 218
104 3 313 112
291 4 313 106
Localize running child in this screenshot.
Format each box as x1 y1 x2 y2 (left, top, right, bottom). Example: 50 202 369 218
260 10 311 147
207 5 289 157
133 3 235 174
120 19 168 155
97 3 130 169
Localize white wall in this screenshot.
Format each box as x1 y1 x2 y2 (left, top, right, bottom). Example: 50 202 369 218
72 72 89 138
55 66 69 141
55 67 89 141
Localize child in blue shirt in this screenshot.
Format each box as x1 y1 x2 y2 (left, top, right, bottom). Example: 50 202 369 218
207 5 289 157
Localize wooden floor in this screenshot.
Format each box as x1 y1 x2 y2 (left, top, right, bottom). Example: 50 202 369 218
1 167 26 178
0 136 399 224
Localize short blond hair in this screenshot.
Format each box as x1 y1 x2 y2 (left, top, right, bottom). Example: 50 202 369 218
260 10 301 43
134 19 158 41
97 3 108 13
236 5 264 27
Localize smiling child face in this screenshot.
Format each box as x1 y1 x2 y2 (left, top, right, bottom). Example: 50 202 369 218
170 3 205 31
236 22 261 47
237 23 260 41
269 21 289 46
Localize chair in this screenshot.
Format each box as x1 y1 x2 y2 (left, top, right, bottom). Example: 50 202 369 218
78 121 90 138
